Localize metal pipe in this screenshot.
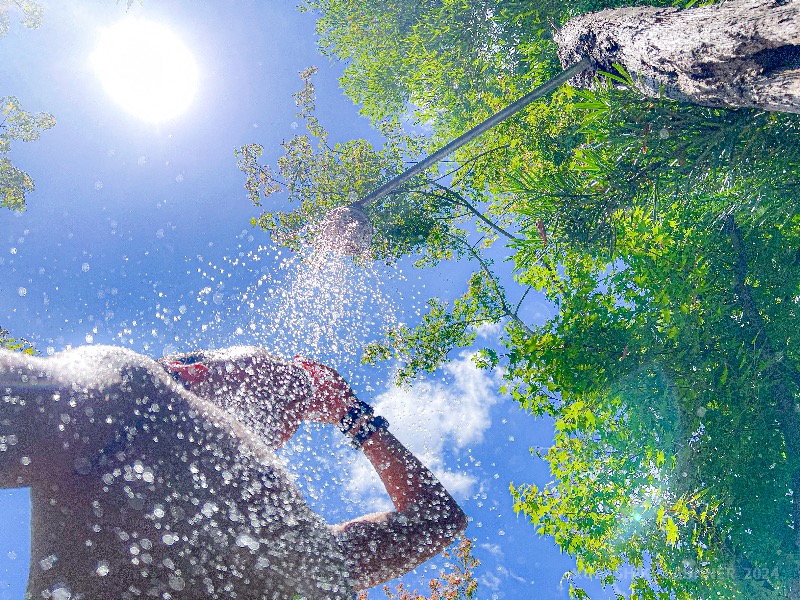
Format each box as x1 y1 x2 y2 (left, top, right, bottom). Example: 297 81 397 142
352 58 591 210
314 59 592 257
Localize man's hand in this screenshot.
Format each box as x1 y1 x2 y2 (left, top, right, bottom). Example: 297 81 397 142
293 357 359 425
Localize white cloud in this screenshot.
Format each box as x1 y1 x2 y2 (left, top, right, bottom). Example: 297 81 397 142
480 542 503 558
496 565 529 585
342 351 504 509
480 572 502 592
473 321 503 340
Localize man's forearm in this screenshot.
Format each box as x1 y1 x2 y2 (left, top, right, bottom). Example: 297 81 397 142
362 428 461 519
294 358 467 589
332 424 467 590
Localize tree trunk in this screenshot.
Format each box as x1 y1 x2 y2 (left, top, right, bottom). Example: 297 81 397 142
555 0 800 114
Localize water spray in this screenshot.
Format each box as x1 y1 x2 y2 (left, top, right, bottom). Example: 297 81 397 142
314 58 591 257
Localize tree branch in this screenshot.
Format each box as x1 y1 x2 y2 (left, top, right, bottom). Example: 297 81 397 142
448 235 534 337
435 143 511 182
429 182 521 241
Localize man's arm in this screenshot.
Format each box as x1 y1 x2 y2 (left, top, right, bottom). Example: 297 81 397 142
331 427 468 590
295 358 468 591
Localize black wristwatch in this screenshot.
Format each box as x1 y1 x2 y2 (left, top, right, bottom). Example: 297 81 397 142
349 415 390 449
338 400 373 435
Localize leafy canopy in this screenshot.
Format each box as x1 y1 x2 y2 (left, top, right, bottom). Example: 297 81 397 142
0 96 56 211
0 326 36 355
1 2 55 212
0 0 42 36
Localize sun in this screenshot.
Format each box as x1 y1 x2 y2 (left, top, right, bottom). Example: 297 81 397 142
92 19 199 123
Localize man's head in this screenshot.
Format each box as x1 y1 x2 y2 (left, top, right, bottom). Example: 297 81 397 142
158 346 312 449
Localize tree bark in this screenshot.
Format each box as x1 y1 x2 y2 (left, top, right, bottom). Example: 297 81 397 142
555 0 800 114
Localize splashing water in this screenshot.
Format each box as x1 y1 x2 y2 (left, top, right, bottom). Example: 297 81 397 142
186 238 406 513
257 252 399 358
108 231 405 381
196 240 402 364
86 232 410 514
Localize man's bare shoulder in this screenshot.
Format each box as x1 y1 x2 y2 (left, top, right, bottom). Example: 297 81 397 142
1 346 156 487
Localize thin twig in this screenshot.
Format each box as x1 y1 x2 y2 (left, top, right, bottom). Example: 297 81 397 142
434 144 511 182
446 233 534 336
514 285 534 316
430 182 521 241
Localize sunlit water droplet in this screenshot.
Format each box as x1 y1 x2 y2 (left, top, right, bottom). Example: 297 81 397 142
51 585 71 600
39 554 58 571
169 576 185 591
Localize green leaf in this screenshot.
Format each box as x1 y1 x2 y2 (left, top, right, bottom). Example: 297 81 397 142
664 517 679 547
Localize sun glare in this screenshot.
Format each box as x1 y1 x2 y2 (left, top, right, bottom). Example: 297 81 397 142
92 20 198 123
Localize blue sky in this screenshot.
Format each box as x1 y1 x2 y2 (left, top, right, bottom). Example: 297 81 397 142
0 1 617 598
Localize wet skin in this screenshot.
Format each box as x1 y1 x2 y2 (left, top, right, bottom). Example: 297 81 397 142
0 346 467 599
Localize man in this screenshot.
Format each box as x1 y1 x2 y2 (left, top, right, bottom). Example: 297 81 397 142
0 345 467 599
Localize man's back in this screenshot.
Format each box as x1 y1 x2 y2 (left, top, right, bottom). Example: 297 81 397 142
2 347 353 599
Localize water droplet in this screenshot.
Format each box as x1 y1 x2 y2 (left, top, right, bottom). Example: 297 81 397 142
51 585 71 600
235 534 260 550
17 287 26 297
39 554 58 571
201 501 217 517
169 576 186 591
